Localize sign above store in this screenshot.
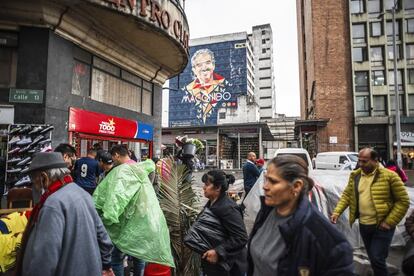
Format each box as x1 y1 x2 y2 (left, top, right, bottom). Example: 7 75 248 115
100 0 189 52
9 89 44 104
68 107 153 141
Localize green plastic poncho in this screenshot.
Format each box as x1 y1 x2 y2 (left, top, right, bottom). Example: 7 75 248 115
93 160 174 267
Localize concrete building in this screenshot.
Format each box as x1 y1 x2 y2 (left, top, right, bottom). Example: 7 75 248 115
297 0 414 163
0 0 189 159
250 24 277 120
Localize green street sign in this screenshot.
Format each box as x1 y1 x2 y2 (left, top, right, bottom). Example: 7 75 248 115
9 89 44 104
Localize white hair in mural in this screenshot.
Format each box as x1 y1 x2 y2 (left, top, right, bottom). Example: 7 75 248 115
190 48 216 68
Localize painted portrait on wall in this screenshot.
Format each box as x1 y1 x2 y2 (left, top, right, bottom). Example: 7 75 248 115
182 49 230 123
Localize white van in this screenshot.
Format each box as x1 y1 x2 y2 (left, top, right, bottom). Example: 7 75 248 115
274 148 313 172
315 152 358 170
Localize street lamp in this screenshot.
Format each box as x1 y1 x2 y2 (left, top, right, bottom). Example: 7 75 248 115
379 0 402 167
391 0 403 168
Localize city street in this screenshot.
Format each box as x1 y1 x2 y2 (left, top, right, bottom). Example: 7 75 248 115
191 169 408 276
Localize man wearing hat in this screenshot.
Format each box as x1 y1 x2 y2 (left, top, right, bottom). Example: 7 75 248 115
256 159 265 174
16 152 114 276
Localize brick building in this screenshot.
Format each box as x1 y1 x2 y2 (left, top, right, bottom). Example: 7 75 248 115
297 0 414 163
296 0 354 155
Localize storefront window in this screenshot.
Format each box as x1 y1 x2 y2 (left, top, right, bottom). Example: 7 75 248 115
0 47 17 88
71 60 91 96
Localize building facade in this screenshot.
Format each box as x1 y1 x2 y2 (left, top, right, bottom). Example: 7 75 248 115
250 24 277 120
349 0 414 164
0 0 189 159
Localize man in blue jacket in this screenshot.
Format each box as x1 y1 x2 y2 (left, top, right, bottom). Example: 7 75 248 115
242 152 260 195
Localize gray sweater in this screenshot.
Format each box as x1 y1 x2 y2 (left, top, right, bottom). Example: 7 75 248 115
22 183 113 276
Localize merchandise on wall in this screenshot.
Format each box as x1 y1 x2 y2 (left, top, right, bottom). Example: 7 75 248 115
3 124 54 195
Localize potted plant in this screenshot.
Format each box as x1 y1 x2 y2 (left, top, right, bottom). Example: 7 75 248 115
176 136 204 158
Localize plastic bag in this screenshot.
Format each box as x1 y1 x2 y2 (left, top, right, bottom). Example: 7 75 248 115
184 207 226 254
93 161 174 267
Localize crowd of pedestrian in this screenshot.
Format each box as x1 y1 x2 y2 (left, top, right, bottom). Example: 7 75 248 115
1 144 413 276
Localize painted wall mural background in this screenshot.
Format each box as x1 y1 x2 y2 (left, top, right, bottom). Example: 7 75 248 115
169 40 248 127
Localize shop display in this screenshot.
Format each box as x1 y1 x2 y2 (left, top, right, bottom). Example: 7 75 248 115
3 124 53 195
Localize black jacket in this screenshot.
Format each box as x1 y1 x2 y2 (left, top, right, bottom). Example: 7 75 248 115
247 196 354 276
243 161 260 191
205 193 248 270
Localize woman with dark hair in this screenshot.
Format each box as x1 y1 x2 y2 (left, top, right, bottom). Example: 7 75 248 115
197 170 248 276
385 159 408 183
248 155 354 275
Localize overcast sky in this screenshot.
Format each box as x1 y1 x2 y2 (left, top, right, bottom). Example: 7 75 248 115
162 0 300 125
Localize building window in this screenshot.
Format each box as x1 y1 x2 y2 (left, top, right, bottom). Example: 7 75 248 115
259 67 271 70
407 44 414 64
353 47 368 62
262 49 266 54
350 0 365 14
355 71 369 92
387 44 402 60
372 70 385 86
219 112 226 119
262 30 266 35
373 96 386 115
390 95 404 111
356 96 370 116
409 95 414 111
0 47 17 88
71 61 91 96
259 57 270 61
406 0 414 10
388 70 404 91
370 46 384 66
370 22 383 36
142 87 153 115
408 69 414 84
352 24 366 43
368 0 381 13
262 39 266 44
385 0 399 10
407 19 414 33
259 77 271 80
386 20 400 41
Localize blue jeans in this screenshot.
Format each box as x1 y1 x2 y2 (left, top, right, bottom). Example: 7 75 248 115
111 246 125 276
132 257 145 276
359 224 395 276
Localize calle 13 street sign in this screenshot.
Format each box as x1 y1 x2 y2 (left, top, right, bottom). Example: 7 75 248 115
9 89 44 104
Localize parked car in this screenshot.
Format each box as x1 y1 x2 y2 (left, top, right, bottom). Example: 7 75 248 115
315 152 358 170
274 148 313 172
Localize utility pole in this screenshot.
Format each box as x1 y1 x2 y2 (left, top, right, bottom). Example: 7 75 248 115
392 0 402 167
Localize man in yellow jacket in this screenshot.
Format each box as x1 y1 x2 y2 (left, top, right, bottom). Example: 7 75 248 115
330 148 409 276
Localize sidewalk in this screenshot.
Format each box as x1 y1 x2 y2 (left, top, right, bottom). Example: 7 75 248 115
405 170 414 187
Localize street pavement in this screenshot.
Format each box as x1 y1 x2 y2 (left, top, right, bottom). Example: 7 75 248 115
191 169 406 276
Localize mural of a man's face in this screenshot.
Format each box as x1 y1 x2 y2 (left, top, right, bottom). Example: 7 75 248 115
192 53 215 85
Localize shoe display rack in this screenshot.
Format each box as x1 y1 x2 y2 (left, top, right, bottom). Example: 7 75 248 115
4 124 54 195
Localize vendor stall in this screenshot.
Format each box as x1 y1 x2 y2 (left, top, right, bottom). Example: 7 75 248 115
68 107 154 159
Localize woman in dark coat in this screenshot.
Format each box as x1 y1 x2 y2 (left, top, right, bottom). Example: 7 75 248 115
198 170 248 276
248 155 354 276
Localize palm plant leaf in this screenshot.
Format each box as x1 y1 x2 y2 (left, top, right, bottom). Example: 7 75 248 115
159 156 201 275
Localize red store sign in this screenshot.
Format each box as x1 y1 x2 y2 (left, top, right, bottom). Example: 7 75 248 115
68 107 146 140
